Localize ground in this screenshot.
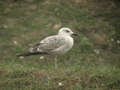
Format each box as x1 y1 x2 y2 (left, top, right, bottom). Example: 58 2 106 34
0 0 120 90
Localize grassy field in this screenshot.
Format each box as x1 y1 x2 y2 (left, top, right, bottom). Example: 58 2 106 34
0 0 120 90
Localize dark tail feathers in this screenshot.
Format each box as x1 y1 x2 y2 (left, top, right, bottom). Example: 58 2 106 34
17 52 48 57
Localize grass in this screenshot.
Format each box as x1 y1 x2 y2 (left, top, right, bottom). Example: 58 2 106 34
0 0 120 90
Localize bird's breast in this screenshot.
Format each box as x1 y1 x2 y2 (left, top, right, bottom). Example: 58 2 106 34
65 36 74 50
50 36 74 55
58 36 74 54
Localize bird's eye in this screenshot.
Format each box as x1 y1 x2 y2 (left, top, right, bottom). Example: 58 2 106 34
66 30 70 32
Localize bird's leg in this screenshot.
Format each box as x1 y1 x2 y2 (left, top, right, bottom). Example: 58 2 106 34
54 56 58 69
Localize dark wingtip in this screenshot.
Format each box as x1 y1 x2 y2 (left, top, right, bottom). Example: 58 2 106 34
16 54 24 57
16 52 49 58
16 52 30 57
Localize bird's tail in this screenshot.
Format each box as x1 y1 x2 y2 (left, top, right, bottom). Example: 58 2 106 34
17 52 48 57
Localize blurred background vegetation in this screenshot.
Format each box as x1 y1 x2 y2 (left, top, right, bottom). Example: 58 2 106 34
0 0 120 90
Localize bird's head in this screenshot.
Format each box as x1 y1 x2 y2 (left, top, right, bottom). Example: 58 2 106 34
58 27 77 36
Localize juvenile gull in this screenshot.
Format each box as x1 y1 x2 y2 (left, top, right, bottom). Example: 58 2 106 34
17 27 77 67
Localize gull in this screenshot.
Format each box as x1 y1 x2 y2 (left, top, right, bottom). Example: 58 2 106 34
17 27 77 68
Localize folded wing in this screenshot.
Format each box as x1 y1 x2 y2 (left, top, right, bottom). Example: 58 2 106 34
29 35 66 54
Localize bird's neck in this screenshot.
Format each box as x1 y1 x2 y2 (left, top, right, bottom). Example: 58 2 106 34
58 33 71 37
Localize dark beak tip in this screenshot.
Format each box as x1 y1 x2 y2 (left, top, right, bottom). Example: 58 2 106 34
73 33 78 36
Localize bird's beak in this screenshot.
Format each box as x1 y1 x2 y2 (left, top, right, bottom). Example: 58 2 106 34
72 33 78 36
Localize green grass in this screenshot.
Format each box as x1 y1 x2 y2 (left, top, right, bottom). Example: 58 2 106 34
0 0 120 90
